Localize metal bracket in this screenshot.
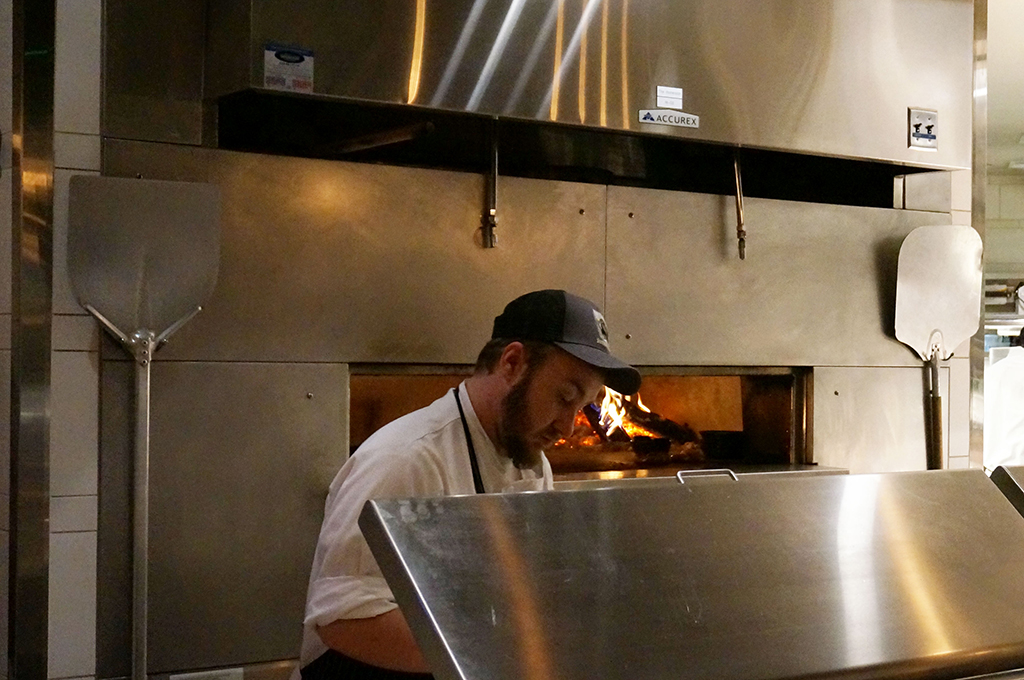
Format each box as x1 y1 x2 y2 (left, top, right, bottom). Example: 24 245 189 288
482 117 498 248
733 151 746 260
84 303 202 364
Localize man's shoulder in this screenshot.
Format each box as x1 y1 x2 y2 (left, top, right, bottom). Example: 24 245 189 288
332 390 468 498
357 391 460 460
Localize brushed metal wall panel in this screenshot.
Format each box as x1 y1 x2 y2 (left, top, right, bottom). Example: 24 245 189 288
812 366 943 472
211 0 972 169
104 0 205 143
146 361 348 672
605 185 950 367
103 139 607 363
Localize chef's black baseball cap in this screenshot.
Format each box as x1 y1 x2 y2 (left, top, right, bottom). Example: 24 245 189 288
492 289 642 395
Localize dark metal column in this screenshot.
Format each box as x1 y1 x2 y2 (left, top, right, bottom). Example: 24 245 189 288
8 0 54 676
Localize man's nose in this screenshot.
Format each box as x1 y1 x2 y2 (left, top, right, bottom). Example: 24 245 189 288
554 408 577 439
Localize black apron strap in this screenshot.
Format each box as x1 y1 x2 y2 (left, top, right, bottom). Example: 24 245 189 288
453 387 486 494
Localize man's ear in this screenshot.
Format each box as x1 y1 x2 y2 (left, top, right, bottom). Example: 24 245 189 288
496 341 528 384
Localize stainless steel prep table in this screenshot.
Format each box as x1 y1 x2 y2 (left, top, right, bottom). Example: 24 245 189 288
360 470 1024 680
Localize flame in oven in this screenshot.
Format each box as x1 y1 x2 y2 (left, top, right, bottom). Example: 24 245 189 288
551 386 703 465
599 388 656 439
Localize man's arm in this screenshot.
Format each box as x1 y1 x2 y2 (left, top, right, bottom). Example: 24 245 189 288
317 608 430 673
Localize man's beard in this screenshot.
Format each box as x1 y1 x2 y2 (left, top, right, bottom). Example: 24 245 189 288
497 371 543 470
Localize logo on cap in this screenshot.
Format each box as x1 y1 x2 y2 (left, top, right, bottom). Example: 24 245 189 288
593 310 610 350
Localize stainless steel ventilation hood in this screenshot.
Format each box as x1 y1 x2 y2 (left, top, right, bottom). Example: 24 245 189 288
206 0 973 170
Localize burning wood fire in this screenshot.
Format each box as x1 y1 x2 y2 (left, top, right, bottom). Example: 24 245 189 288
549 388 704 469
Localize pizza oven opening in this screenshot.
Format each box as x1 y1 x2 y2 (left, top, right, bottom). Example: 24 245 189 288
349 368 811 478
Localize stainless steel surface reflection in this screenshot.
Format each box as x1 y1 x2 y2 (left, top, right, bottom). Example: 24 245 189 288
207 0 972 169
361 471 1024 680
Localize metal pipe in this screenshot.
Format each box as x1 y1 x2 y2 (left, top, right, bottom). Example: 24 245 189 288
132 332 156 680
83 309 197 680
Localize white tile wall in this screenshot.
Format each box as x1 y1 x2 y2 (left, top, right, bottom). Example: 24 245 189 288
54 0 102 135
54 133 101 172
53 315 98 352
947 456 970 470
50 351 98 497
53 168 98 314
50 496 97 533
49 3 103 676
951 210 971 227
48 531 97 679
986 179 1024 276
999 184 1024 220
986 227 1024 277
987 184 1001 219
951 169 972 212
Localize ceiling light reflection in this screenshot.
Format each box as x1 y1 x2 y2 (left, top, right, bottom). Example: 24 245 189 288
620 0 630 128
540 0 605 121
600 0 609 127
578 27 588 123
430 0 491 107
836 475 883 666
878 483 954 656
467 0 529 110
550 0 566 120
503 2 561 115
406 0 427 103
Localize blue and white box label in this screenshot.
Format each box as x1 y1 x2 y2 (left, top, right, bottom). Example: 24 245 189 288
264 43 314 93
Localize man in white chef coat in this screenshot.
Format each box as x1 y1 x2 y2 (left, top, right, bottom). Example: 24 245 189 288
984 327 1024 472
297 289 641 679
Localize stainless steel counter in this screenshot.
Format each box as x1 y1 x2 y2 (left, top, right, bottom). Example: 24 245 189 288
361 470 1024 680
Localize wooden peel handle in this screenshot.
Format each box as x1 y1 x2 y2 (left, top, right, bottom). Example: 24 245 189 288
928 395 943 470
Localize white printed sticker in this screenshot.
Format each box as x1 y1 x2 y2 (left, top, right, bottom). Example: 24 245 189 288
656 85 683 110
639 109 700 129
264 43 314 93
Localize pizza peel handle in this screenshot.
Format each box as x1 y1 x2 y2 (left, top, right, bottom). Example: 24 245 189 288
67 175 221 680
895 224 982 469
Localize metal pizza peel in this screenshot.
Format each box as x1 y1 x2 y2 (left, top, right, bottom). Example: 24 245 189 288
67 175 220 680
895 224 982 469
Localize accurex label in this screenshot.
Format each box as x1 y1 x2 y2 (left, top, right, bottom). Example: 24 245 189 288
639 109 700 128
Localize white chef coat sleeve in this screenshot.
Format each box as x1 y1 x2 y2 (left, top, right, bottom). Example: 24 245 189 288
303 443 449 627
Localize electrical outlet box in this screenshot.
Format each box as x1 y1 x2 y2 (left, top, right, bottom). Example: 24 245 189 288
908 108 938 150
